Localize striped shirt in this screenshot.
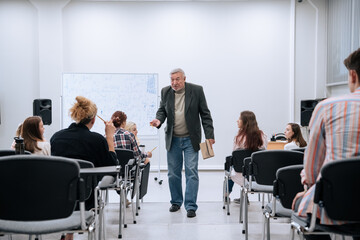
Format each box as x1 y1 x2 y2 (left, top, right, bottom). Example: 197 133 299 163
113 128 147 160
297 87 360 225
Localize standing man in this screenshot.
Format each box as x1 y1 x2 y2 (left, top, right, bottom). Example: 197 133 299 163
292 48 360 240
150 68 215 218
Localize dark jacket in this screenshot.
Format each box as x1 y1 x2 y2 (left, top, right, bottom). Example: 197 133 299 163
156 82 214 152
50 123 117 167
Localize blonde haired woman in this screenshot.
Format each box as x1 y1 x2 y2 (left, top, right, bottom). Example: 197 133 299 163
125 121 151 164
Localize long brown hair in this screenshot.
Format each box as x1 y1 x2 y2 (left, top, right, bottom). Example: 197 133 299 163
287 123 307 147
22 116 43 153
236 111 264 151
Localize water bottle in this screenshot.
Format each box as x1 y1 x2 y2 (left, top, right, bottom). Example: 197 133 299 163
14 137 25 154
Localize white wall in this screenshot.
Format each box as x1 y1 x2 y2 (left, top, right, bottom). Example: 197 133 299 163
0 0 328 170
294 0 327 122
0 0 39 145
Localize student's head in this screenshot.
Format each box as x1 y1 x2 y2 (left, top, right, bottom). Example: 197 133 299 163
238 111 258 131
236 111 263 151
125 121 137 136
285 123 307 147
22 116 44 153
344 48 360 92
170 68 186 91
111 111 127 128
69 96 97 126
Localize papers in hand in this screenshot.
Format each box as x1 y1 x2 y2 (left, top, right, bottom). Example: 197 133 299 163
199 139 215 160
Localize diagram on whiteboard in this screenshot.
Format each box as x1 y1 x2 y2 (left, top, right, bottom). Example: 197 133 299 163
62 73 159 136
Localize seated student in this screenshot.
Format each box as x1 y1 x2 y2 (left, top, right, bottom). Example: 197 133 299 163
292 48 360 240
283 123 307 150
227 111 267 203
125 121 151 164
20 116 50 155
112 111 152 162
50 96 117 240
51 96 117 167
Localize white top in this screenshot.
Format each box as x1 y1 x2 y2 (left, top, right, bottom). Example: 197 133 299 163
284 141 299 150
34 141 51 156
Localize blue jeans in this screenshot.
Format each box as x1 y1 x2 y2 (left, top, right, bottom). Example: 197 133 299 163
167 136 199 211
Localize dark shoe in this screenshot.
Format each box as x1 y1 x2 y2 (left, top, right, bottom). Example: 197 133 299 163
169 204 181 212
187 210 196 218
233 198 241 204
224 196 231 203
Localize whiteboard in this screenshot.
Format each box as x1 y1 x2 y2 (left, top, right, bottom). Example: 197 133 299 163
62 73 159 136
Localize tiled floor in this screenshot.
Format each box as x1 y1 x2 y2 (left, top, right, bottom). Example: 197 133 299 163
0 171 350 240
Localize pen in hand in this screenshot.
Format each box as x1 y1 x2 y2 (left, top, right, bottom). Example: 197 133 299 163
97 114 106 123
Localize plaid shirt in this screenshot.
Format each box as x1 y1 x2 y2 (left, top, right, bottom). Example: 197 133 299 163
113 128 147 160
297 87 360 225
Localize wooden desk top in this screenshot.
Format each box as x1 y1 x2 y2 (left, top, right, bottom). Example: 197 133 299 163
267 141 287 150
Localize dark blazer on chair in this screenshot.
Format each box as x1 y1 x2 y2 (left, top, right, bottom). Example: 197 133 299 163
156 82 214 152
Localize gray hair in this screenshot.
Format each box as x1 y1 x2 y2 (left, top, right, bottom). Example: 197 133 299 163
170 68 186 77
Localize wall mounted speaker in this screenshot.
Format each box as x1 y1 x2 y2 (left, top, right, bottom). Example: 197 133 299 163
300 98 325 127
33 99 52 125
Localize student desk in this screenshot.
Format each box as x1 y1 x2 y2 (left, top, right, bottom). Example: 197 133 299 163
267 141 287 150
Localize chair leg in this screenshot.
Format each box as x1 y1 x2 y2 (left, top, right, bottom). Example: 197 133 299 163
222 177 226 209
239 188 244 223
262 193 265 209
135 175 140 215
118 188 124 238
262 215 266 240
131 196 137 224
243 191 248 240
266 215 270 240
226 177 230 215
289 226 295 240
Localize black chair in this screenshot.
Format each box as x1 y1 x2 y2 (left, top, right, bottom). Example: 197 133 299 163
0 149 31 156
139 162 150 200
222 149 255 215
0 155 96 239
241 150 304 240
290 157 360 240
291 147 306 153
262 164 303 240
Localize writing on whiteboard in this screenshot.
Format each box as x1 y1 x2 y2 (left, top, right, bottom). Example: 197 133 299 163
62 73 158 136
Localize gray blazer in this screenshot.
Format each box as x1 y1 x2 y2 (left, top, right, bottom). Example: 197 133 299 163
156 82 214 152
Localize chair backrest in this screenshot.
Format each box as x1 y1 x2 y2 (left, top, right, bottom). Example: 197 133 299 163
250 150 304 185
232 149 256 172
0 149 31 157
291 147 306 153
314 157 360 221
0 155 81 221
273 164 303 209
76 159 95 201
139 163 150 199
115 148 135 176
242 157 254 181
224 155 232 171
